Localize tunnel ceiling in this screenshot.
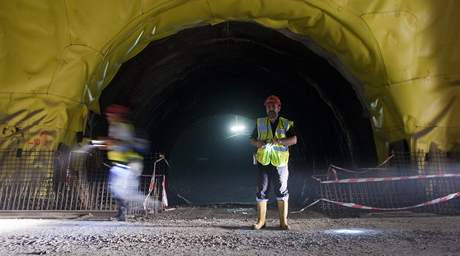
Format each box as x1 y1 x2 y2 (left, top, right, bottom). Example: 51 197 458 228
98 21 376 166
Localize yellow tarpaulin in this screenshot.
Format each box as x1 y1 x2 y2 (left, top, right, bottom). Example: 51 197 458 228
1 0 460 161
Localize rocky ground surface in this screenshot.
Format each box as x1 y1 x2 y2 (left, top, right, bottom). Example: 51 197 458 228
0 207 459 255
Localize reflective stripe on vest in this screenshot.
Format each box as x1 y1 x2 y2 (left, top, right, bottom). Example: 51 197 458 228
255 117 293 167
273 145 288 152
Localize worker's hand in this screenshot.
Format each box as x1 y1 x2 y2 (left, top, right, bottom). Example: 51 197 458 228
91 139 108 149
255 140 266 148
271 139 281 145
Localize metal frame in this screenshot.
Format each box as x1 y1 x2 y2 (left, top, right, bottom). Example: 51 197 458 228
0 149 166 214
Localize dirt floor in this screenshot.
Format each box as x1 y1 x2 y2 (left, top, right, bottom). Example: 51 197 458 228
0 207 459 255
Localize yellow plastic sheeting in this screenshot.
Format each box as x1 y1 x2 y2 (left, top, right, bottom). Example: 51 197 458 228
1 0 460 161
0 94 87 150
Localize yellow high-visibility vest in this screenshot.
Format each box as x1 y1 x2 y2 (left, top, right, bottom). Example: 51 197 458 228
108 150 142 163
255 117 294 167
107 123 143 163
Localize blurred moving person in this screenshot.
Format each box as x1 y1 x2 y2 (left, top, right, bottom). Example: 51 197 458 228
104 104 143 221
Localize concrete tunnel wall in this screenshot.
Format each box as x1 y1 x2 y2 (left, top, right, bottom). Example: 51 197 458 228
1 0 460 162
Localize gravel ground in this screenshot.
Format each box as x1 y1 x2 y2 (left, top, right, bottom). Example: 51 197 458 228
0 207 459 255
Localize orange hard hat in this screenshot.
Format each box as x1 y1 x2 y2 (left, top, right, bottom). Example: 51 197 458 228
264 95 281 106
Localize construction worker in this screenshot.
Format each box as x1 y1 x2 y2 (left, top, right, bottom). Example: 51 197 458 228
104 104 143 221
250 95 297 230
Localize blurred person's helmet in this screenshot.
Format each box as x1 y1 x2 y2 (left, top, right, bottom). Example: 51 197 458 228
105 104 129 116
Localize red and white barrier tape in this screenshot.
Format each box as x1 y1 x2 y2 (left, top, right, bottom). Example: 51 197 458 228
329 164 370 174
317 164 394 182
329 154 393 173
321 154 395 180
320 173 460 184
376 154 394 167
292 192 460 213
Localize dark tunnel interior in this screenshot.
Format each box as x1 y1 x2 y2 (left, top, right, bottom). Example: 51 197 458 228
87 21 377 206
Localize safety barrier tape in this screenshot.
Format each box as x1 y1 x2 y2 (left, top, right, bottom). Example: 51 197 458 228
319 173 460 184
292 192 460 213
376 154 394 167
329 157 394 175
329 164 374 174
311 164 395 182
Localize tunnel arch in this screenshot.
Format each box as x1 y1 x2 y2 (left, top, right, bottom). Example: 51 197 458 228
84 19 380 205
7 0 460 205
81 0 389 159
95 21 376 167
4 1 460 162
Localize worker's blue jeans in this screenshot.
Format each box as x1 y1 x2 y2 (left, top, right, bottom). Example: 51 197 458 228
109 162 141 220
256 164 289 202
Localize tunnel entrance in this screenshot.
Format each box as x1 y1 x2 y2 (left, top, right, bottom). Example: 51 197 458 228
90 21 376 206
